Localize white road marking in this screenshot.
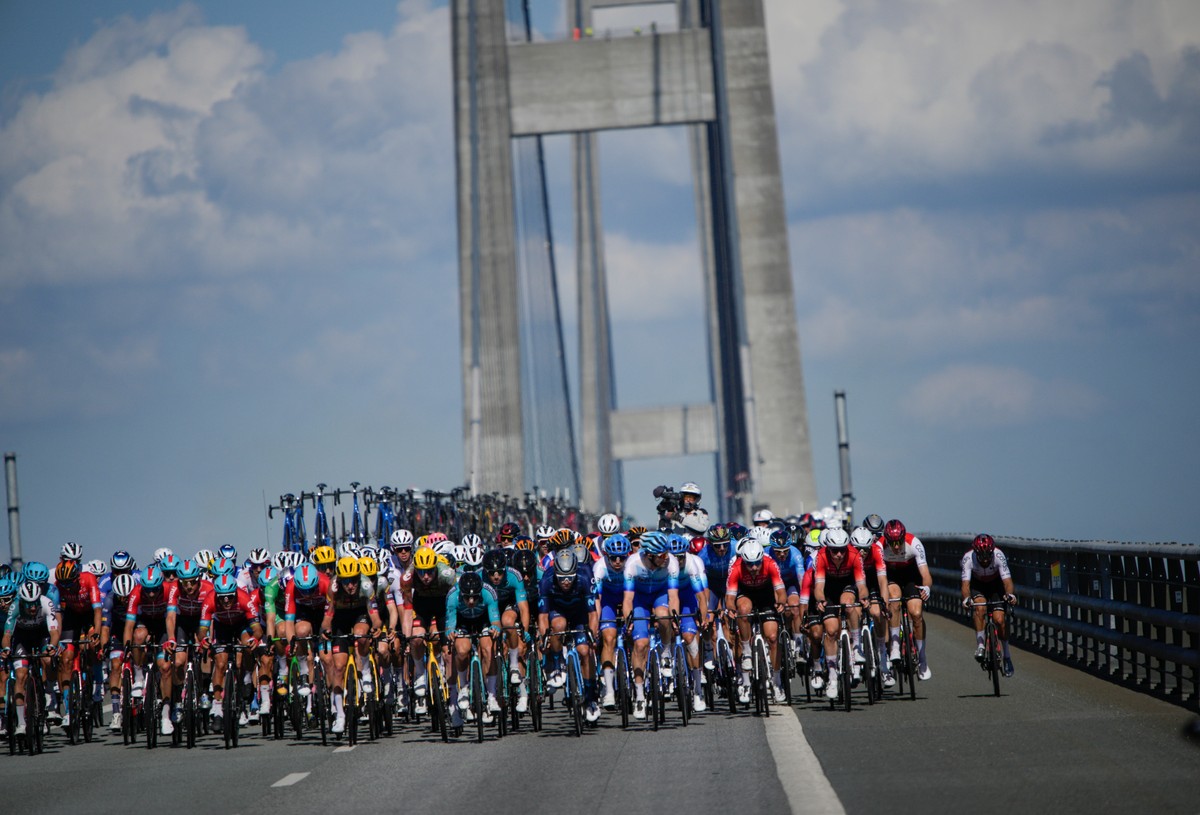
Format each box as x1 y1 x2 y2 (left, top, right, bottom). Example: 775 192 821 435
764 709 846 815
271 772 310 787
332 745 356 753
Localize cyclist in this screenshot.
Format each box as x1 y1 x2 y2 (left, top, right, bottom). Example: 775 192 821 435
51 557 102 729
539 549 601 722
812 528 869 700
701 525 734 668
0 578 14 736
200 573 263 731
171 558 211 720
594 533 630 709
621 531 680 719
482 548 530 712
283 562 331 705
725 539 787 703
1 581 60 737
880 519 934 680
961 534 1017 676
359 555 396 693
22 561 58 608
321 557 383 734
850 526 893 686
390 529 415 574
84 559 110 595
796 544 828 689
238 548 272 593
769 529 807 666
446 570 500 723
401 547 455 715
252 565 289 718
122 566 179 734
101 573 138 730
668 533 710 712
753 509 775 528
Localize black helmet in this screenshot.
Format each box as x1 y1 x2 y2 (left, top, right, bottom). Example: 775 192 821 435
459 571 484 600
482 549 508 574
512 550 539 580
553 549 578 578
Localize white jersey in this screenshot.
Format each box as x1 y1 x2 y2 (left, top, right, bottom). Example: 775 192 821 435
880 534 927 568
679 552 709 595
961 549 1011 583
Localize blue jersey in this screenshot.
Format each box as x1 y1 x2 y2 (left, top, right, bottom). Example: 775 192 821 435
538 569 595 619
622 552 679 598
486 568 528 611
701 547 734 593
445 584 500 631
770 546 805 590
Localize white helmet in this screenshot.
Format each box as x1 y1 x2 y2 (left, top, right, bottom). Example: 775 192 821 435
247 547 271 566
390 529 414 548
460 533 483 549
337 541 360 559
83 559 108 576
458 543 484 568
193 549 216 569
849 527 875 549
753 508 774 523
19 580 42 603
749 526 773 543
375 550 393 571
359 545 379 561
740 540 765 564
153 547 174 564
535 525 555 540
597 514 620 536
61 542 84 561
679 482 702 497
432 540 456 558
272 551 291 571
112 573 137 597
681 509 710 534
825 528 850 549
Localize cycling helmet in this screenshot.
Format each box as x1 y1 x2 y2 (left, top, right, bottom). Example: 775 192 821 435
689 536 706 554
294 564 320 592
258 566 279 588
706 524 730 543
427 532 448 544
337 541 360 559
769 528 791 550
499 522 521 540
212 557 236 576
749 526 773 543
193 549 215 569
176 559 202 580
667 533 689 556
160 553 180 573
725 522 747 540
973 534 996 559
218 544 237 561
272 551 290 571
413 548 438 571
0 577 18 598
153 547 174 564
23 561 50 584
460 533 483 549
627 525 648 541
679 482 702 497
753 508 774 524
681 509 710 534
459 543 484 569
311 545 336 566
213 574 238 596
482 550 508 574
336 557 360 579
359 544 379 560
459 570 484 599
110 550 136 571
512 550 539 580
863 514 885 536
603 534 631 558
358 557 378 578
60 541 83 561
639 531 668 556
141 566 165 589
825 528 850 549
597 514 620 536
390 529 414 549
535 525 556 541
883 519 907 543
549 529 573 550
247 547 271 566
553 549 578 578
19 580 42 603
112 573 137 597
513 535 536 551
740 540 765 565
84 559 108 577
374 550 392 572
850 527 875 549
54 560 80 583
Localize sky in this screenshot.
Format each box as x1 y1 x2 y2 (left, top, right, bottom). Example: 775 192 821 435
2 0 1198 568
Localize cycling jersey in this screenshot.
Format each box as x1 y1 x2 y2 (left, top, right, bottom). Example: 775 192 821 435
813 547 866 582
125 583 179 623
4 596 59 635
539 569 595 625
324 580 380 615
769 547 806 592
200 589 259 628
725 557 785 596
623 552 679 599
445 584 500 632
53 573 102 614
284 573 332 622
484 568 527 612
881 533 927 581
676 552 708 634
962 549 1011 584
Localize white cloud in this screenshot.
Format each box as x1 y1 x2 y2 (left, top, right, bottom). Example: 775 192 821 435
904 363 1102 427
603 232 704 320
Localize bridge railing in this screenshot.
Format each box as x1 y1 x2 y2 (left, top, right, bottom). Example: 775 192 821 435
919 534 1200 711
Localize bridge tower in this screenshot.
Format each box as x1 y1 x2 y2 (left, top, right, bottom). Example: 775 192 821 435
454 0 817 518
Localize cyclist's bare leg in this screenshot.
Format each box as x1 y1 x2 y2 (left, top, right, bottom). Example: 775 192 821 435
762 619 780 671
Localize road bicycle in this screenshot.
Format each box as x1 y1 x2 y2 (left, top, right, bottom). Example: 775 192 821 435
974 600 1013 697
734 609 775 717
63 635 97 745
822 601 862 713
268 493 308 554
703 615 739 714
890 599 919 701
303 483 336 551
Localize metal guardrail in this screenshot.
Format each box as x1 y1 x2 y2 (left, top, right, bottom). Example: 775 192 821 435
919 534 1200 711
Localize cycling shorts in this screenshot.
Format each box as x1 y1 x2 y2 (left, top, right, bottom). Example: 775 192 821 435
629 593 669 640
822 575 858 604
734 583 776 611
10 629 51 668
889 580 924 602
58 608 96 646
410 595 446 633
329 608 370 653
454 615 490 637
969 580 1004 603
209 621 250 654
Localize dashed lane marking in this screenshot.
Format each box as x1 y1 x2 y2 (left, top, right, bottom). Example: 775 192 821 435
271 772 310 787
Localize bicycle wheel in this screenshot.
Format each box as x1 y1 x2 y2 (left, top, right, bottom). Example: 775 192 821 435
314 664 328 746
673 642 689 726
345 668 359 746
779 639 793 706
64 670 80 745
121 669 134 745
838 635 852 713
987 622 1001 697
222 663 238 749
647 655 660 732
288 661 304 740
566 655 583 738
616 648 630 730
861 626 877 705
496 661 508 739
717 639 737 714
755 640 771 718
903 616 917 701
26 670 42 755
145 668 158 750
529 654 544 732
435 674 449 743
183 670 197 749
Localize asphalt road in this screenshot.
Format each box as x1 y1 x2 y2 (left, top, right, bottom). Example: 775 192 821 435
2 614 1197 815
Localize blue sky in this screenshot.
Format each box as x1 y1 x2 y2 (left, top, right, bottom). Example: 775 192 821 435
2 0 1198 568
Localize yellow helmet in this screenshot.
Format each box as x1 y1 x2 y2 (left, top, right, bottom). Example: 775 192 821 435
415 535 430 549
628 526 647 542
336 557 360 579
358 556 378 578
311 546 336 566
414 548 438 571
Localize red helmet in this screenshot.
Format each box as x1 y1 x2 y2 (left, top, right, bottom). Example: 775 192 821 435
689 536 706 554
883 519 906 543
498 522 520 540
972 534 995 558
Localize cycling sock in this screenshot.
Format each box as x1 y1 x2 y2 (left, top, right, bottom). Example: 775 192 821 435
692 666 703 689
275 656 286 676
16 706 25 727
584 680 596 702
603 666 614 691
485 675 496 696
851 630 861 651
740 639 750 655
634 680 645 701
457 671 469 692
772 669 781 685
332 693 343 717
916 639 926 664
299 662 309 678
889 627 900 645
212 699 223 717
1002 640 1011 657
976 631 985 646
111 690 120 715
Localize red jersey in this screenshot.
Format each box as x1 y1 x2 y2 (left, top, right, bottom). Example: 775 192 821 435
200 589 258 627
813 547 865 582
284 572 332 619
725 557 785 595
175 580 214 618
54 572 102 613
125 582 179 622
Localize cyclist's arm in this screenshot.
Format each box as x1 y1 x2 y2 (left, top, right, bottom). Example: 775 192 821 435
445 591 459 633
917 563 933 591
517 598 530 634
667 587 680 616
621 589 634 623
